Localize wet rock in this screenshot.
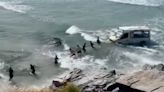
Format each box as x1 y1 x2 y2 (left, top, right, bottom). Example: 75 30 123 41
80 70 117 92
143 64 164 71
143 64 154 70
117 68 164 92
155 64 164 71
52 80 63 87
55 68 118 92
65 68 84 82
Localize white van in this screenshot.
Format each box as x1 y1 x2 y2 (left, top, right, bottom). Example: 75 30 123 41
111 26 150 45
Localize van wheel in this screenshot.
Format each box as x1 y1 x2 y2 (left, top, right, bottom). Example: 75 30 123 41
139 41 146 46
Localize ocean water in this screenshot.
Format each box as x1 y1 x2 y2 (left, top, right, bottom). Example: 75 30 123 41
0 0 164 90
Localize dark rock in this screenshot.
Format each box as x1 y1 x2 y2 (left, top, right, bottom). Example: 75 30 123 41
155 64 164 71
55 68 119 92
52 80 63 87
143 64 153 70
110 70 116 76
65 68 84 82
143 64 164 71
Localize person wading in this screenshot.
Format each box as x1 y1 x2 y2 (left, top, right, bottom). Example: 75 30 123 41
54 55 59 64
8 67 14 81
90 41 94 48
69 48 75 56
96 36 101 45
30 64 36 75
82 43 86 53
76 45 82 54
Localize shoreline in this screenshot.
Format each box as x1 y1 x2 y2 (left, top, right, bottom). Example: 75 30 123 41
3 63 164 92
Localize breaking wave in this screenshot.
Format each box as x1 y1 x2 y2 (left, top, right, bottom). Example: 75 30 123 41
65 25 122 42
107 0 164 7
42 45 108 70
0 1 32 13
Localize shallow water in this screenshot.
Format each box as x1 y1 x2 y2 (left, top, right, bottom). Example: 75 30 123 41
0 0 164 90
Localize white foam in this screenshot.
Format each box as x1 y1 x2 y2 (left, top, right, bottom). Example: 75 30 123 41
42 48 107 70
65 25 81 35
107 0 163 7
123 52 162 65
65 26 120 42
0 1 32 13
0 62 5 70
63 43 70 50
81 33 97 42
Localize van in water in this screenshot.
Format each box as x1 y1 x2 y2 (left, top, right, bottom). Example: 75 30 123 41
109 26 151 46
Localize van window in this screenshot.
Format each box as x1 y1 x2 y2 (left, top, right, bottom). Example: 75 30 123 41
133 31 149 38
120 33 128 39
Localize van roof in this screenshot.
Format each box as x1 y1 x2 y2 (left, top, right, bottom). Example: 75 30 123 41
119 26 150 33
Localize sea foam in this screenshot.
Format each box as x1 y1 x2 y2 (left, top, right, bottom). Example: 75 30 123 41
0 1 32 13
107 0 163 7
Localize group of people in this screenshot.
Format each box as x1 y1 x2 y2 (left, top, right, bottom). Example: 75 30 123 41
8 64 36 81
8 37 101 81
54 36 101 64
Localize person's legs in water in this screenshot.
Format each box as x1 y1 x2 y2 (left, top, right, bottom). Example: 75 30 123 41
30 64 36 75
97 36 101 45
69 48 75 56
77 45 82 54
90 41 94 48
9 67 14 81
54 55 59 64
82 43 86 53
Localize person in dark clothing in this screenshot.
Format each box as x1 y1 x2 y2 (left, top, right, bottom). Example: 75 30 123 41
30 64 36 75
96 36 101 45
90 41 94 48
69 48 75 56
54 55 59 64
82 43 86 53
8 67 14 81
77 45 82 54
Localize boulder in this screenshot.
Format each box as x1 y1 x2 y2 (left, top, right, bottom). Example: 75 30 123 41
155 64 164 71
143 64 164 71
55 68 118 92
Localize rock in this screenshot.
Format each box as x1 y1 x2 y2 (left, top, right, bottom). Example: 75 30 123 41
143 64 154 70
52 80 63 87
66 68 84 82
49 80 64 90
79 71 117 92
117 70 164 92
51 63 164 92
111 87 119 92
56 68 118 92
155 64 164 71
143 64 164 71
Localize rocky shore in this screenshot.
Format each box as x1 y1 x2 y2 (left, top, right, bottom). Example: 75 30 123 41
2 64 164 92
50 64 164 92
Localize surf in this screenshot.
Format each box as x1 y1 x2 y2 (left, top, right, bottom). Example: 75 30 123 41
0 1 32 13
107 0 164 7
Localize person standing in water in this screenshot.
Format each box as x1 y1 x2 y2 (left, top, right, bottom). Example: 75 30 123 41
77 45 82 54
8 67 14 81
30 64 36 75
96 36 101 45
90 41 94 48
54 55 59 64
82 43 86 53
69 48 75 56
